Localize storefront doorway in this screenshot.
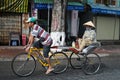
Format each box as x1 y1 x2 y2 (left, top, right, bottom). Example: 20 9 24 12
0 13 22 45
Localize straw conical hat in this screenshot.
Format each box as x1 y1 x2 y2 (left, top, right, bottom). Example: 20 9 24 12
83 21 95 27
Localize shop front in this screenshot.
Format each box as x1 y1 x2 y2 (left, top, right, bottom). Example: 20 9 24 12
33 0 84 46
0 0 28 45
90 4 120 41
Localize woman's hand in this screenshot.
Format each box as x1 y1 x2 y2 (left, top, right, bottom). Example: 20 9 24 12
23 44 29 49
25 46 30 52
23 45 30 52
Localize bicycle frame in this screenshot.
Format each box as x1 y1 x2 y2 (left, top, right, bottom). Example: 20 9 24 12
11 46 69 77
28 47 60 67
28 47 49 67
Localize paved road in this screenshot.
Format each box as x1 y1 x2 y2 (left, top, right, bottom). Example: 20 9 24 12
0 54 120 80
0 45 120 80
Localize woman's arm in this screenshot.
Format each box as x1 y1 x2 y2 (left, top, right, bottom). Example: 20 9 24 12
25 34 34 52
27 34 34 47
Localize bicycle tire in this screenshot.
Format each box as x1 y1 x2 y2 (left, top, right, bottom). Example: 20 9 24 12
82 52 101 75
69 52 86 69
11 53 36 77
49 52 69 74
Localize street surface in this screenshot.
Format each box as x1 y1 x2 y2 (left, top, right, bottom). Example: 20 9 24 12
0 53 120 80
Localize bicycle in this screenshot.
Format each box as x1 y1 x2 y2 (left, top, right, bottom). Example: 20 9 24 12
11 46 69 77
68 42 101 75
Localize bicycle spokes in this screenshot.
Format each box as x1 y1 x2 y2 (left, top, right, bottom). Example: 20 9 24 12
16 58 29 72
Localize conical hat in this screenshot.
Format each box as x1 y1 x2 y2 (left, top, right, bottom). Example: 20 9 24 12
83 21 95 27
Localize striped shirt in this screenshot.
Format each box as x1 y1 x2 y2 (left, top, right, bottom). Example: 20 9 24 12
31 24 52 45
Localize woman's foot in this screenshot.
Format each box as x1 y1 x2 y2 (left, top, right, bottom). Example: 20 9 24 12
45 68 54 74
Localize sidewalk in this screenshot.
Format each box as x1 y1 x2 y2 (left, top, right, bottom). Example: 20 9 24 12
0 46 25 61
0 45 120 61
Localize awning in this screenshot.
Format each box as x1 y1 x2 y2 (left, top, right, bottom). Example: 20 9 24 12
0 0 28 13
91 4 120 15
34 0 84 11
34 0 120 15
67 2 84 11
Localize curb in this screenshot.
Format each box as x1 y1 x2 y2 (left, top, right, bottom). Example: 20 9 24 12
0 45 120 61
0 58 13 61
0 53 110 61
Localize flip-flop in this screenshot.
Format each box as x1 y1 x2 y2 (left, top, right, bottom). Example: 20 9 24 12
45 68 54 74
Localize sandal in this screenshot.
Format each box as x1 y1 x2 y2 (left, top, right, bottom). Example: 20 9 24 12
45 68 54 74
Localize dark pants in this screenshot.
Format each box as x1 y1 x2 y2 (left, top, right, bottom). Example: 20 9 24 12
33 40 52 58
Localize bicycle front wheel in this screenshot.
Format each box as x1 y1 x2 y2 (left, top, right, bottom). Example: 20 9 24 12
11 53 36 77
82 52 101 75
49 52 69 74
69 52 86 69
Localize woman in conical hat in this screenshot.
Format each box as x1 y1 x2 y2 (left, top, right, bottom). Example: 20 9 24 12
77 21 96 52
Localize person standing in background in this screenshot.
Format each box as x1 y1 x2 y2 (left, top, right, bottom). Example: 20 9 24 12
78 3 93 38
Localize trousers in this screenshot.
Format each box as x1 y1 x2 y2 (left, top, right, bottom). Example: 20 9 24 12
73 38 92 51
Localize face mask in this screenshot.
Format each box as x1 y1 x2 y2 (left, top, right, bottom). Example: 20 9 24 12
86 27 91 30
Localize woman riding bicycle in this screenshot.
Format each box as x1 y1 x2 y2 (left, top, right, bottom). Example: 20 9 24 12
25 17 54 74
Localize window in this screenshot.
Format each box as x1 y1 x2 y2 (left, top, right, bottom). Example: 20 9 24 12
96 0 116 6
110 0 116 5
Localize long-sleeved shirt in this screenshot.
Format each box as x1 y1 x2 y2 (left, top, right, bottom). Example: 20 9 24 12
82 28 96 42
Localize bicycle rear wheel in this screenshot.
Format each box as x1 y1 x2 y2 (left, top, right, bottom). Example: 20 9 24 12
69 52 86 69
49 52 69 74
11 53 36 77
82 52 101 75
